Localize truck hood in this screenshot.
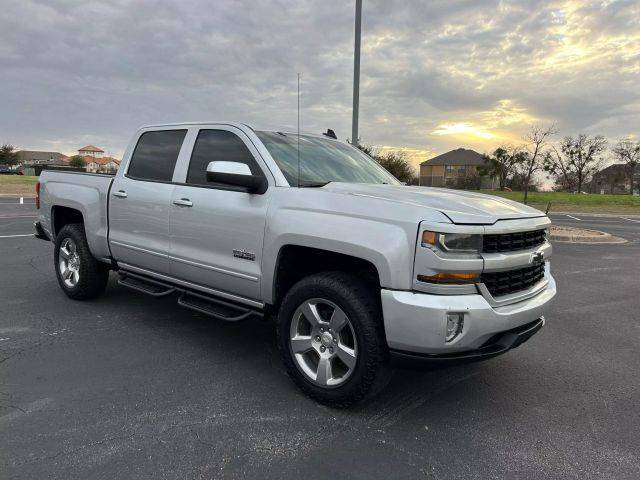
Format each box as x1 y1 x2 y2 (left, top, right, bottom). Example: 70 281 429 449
322 183 545 224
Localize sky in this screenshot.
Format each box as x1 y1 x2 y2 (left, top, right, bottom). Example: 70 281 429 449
1 0 639 168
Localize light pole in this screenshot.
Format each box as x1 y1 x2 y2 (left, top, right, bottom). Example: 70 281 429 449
351 0 362 146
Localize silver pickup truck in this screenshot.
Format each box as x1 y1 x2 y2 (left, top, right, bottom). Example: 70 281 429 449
35 122 556 407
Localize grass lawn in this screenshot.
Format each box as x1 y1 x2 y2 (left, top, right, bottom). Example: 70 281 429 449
482 190 640 214
0 175 40 195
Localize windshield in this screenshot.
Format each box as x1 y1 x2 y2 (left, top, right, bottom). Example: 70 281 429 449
255 131 400 186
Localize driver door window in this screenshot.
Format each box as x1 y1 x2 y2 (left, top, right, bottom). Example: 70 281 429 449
186 129 263 188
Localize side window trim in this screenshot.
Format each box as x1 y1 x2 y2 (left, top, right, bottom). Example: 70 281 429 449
124 129 188 183
179 127 268 191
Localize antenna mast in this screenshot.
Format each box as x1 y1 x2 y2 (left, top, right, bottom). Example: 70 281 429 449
297 73 301 188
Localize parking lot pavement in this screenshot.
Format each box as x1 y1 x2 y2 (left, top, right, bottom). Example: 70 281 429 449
2 206 639 479
549 213 640 242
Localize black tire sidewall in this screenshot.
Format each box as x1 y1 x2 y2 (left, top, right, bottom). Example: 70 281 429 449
54 224 108 300
277 272 388 407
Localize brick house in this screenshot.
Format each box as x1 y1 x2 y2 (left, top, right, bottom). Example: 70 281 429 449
419 148 497 189
588 164 640 194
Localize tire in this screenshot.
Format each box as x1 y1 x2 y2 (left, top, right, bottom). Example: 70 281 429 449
54 223 109 300
277 272 391 408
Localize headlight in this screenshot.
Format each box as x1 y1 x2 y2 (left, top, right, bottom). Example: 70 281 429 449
421 231 482 254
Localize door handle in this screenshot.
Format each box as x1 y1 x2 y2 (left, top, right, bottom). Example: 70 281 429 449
112 190 127 198
173 198 193 207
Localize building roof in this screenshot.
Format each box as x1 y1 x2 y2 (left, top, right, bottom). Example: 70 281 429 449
78 145 104 152
594 164 627 177
421 148 485 166
17 150 68 163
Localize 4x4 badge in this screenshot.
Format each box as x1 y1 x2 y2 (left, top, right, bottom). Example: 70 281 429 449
233 249 255 261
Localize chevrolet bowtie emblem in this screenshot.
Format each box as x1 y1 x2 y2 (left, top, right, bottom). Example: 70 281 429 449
529 251 544 265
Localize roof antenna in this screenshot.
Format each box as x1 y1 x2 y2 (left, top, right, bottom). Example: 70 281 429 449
297 73 301 188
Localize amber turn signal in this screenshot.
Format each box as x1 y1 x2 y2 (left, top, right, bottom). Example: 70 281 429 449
421 230 437 246
417 272 480 284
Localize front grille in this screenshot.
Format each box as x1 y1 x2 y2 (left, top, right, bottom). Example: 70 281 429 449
483 229 546 253
481 263 545 297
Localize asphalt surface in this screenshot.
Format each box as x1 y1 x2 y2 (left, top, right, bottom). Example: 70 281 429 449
1 202 639 479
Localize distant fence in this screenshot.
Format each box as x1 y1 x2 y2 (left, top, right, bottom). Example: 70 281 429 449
24 165 87 176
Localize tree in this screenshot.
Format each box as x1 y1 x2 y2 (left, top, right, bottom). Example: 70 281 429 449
508 170 540 192
544 147 575 191
544 134 607 193
356 144 418 184
612 138 640 195
356 144 378 158
478 146 525 190
521 124 556 203
68 155 86 168
0 144 19 166
375 151 418 184
452 167 482 190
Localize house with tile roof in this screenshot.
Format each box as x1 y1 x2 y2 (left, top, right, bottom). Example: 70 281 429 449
83 155 120 173
78 145 105 158
73 146 120 173
17 145 120 174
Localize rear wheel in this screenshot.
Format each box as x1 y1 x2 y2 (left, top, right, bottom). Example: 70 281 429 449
277 272 391 407
54 224 109 300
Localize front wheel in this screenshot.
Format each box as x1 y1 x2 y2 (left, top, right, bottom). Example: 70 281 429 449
277 272 391 407
54 224 109 300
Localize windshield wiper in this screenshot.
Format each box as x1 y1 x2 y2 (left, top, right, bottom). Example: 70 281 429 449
298 180 331 188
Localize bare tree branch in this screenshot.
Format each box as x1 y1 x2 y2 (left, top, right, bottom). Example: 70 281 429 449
521 123 556 202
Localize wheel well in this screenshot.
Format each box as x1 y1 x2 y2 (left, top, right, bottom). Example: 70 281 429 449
273 245 381 307
52 206 84 237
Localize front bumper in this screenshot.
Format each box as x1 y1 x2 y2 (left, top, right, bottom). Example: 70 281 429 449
381 274 556 358
389 317 544 369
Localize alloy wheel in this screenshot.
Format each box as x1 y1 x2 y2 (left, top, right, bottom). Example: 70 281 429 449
59 238 80 288
289 298 358 388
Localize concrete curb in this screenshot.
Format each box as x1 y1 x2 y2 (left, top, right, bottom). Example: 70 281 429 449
549 211 640 219
550 226 627 244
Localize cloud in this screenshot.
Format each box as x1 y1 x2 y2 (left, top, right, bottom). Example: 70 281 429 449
431 123 496 140
1 0 638 160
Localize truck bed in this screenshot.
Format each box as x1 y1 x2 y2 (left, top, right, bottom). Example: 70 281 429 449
38 171 114 261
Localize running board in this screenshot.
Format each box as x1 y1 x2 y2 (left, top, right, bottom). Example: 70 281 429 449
117 270 260 322
177 291 256 322
118 272 176 297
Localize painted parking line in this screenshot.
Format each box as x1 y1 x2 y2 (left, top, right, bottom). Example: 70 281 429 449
0 215 37 219
620 217 640 224
0 234 33 238
565 214 581 221
0 197 35 204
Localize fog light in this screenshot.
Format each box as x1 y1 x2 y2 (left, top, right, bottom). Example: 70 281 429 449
446 313 464 342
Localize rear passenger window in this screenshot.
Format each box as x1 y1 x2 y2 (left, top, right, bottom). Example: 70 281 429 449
127 130 187 182
186 130 262 187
